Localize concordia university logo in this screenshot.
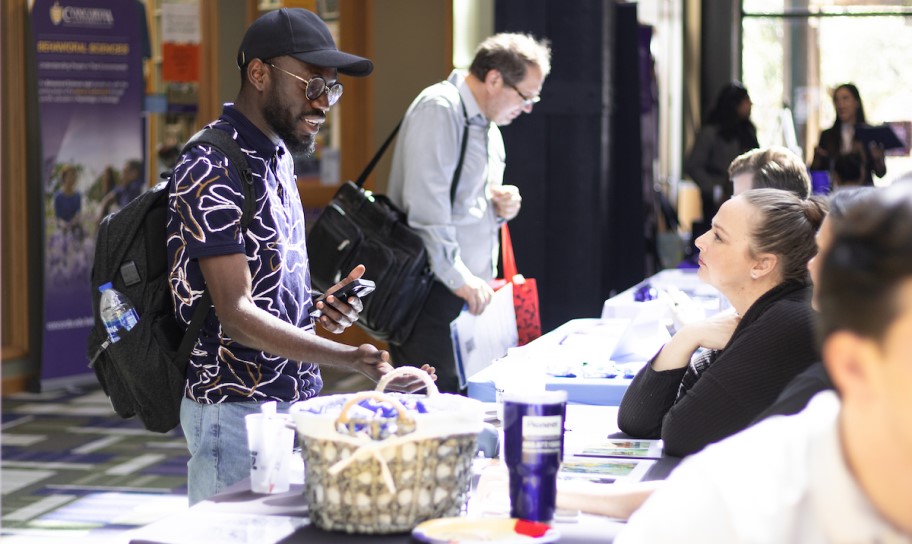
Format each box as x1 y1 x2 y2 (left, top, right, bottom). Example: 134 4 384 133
49 1 63 25
49 1 114 28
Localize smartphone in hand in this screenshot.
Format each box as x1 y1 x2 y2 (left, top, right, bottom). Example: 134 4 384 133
309 278 375 318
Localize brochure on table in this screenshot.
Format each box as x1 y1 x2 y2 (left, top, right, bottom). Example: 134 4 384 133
574 438 664 459
559 456 656 484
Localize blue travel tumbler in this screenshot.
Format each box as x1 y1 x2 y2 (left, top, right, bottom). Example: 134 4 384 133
502 390 567 522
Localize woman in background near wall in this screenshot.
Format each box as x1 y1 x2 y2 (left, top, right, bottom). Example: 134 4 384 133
685 81 760 223
810 83 886 186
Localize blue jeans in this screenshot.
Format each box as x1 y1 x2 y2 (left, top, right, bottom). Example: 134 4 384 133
180 398 294 505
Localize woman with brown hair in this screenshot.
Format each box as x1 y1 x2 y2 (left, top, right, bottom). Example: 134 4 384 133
618 189 827 456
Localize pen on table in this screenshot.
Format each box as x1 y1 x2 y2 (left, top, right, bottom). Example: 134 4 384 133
558 475 617 485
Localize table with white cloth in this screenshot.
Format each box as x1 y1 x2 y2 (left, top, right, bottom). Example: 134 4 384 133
467 268 727 406
465 318 648 406
126 405 680 544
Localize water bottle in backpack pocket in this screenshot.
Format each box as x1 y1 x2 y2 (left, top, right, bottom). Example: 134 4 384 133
98 282 139 343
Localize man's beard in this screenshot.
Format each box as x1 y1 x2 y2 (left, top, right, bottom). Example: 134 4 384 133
263 88 317 156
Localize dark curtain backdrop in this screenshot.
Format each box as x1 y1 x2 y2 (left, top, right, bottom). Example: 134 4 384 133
495 1 646 333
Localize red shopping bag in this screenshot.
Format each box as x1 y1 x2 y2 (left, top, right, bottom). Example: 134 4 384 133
491 224 542 346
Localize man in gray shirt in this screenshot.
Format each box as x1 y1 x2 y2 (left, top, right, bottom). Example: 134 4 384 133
387 33 551 393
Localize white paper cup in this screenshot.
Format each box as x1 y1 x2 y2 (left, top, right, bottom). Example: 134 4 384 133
245 413 295 494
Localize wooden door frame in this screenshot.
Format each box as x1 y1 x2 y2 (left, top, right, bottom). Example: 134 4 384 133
197 0 221 129
338 0 374 188
2 1 31 364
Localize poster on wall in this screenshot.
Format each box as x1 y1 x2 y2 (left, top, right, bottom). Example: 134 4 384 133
31 0 145 383
160 0 199 83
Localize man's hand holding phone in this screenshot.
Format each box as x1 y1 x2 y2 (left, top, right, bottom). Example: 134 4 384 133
311 266 375 333
310 278 376 318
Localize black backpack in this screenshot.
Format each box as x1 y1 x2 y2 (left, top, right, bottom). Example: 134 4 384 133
87 127 254 433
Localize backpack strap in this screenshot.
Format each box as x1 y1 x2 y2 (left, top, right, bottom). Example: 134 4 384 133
354 121 400 190
182 127 256 229
450 98 469 205
354 81 470 206
173 127 255 366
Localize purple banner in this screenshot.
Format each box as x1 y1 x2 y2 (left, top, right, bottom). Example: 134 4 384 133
32 0 145 382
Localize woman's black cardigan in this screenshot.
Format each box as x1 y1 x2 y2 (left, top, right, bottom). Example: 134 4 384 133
617 280 819 457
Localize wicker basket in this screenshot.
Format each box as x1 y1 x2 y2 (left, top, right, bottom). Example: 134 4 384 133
289 367 483 534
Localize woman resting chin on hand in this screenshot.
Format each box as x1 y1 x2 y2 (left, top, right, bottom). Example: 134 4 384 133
617 189 827 457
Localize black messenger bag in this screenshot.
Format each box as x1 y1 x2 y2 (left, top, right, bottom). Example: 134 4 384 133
307 100 468 345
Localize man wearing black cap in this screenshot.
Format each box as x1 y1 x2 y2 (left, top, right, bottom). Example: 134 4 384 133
166 8 431 505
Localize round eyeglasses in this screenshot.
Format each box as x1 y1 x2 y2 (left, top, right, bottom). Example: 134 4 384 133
507 83 541 107
267 63 344 106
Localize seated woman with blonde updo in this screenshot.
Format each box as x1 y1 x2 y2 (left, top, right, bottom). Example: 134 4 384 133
618 189 826 457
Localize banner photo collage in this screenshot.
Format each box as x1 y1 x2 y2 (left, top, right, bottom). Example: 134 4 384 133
31 0 145 382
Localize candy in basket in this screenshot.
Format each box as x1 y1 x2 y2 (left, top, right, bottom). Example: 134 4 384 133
289 367 484 534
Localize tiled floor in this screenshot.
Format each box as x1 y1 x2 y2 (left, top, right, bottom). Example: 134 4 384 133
0 368 373 542
0 386 189 542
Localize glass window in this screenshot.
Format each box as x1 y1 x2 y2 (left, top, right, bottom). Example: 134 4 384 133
745 0 912 15
742 1 912 185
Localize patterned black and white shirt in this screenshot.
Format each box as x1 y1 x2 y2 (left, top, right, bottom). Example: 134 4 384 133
167 104 322 404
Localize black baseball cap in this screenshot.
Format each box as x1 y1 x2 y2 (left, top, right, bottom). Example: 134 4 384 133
236 8 373 77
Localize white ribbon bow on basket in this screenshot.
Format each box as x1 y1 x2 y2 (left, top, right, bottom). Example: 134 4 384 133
327 367 438 494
